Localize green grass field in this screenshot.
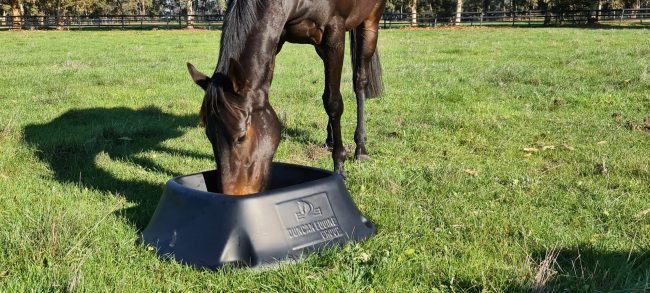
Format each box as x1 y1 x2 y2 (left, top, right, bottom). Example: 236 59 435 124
1 27 649 291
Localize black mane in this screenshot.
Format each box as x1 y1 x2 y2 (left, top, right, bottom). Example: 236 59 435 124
215 0 263 74
202 0 263 125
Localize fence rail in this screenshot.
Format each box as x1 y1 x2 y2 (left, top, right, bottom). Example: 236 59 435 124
380 9 650 28
1 9 649 30
0 14 225 30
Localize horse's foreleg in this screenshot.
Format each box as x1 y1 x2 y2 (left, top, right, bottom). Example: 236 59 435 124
324 122 334 150
351 24 380 161
316 21 347 175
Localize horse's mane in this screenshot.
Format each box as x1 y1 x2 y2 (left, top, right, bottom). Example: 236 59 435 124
201 0 263 127
215 0 263 74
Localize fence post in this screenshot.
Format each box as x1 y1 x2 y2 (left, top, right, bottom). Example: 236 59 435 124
121 15 125 30
480 12 484 26
512 11 516 26
620 9 624 25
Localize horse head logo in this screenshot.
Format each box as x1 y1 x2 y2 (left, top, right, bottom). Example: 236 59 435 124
295 200 322 221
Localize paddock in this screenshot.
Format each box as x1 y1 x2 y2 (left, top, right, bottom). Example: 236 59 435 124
1 28 649 291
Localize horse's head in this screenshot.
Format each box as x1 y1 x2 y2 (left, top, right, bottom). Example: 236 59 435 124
187 62 280 196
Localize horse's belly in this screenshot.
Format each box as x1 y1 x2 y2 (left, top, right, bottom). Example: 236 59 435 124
283 21 324 45
282 0 385 44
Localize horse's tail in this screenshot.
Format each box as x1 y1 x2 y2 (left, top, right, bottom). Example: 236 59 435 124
350 29 383 99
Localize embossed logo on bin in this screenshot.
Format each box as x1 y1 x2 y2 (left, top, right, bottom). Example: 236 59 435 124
276 193 343 250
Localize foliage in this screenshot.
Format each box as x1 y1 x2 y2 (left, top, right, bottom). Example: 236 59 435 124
0 28 649 291
0 0 229 16
1 0 648 18
396 0 650 15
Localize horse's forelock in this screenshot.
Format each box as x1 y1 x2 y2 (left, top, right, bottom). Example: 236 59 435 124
200 83 219 127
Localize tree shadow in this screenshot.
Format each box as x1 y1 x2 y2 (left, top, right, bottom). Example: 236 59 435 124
528 245 650 291
23 106 213 230
539 22 650 30
423 245 650 292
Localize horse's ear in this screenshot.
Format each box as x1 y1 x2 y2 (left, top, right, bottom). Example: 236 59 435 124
227 58 248 94
187 63 210 90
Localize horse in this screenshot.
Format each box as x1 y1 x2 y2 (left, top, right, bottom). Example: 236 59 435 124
187 0 386 195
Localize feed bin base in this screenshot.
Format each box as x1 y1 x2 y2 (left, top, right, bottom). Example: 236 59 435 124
141 163 375 269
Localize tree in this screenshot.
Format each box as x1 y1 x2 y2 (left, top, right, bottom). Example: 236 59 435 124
33 0 73 29
7 0 23 30
455 0 463 25
410 0 417 26
108 0 145 14
140 0 146 15
186 0 192 28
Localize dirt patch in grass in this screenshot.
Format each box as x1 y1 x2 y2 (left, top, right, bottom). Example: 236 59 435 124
306 144 329 161
626 117 650 132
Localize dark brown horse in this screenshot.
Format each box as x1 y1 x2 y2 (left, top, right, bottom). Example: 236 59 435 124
187 0 386 195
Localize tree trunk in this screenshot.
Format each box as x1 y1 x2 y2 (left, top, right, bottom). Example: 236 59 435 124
141 0 146 16
217 0 226 13
544 11 550 25
56 8 65 30
455 0 463 25
632 0 640 18
187 0 194 29
11 1 22 30
589 0 600 23
410 0 417 27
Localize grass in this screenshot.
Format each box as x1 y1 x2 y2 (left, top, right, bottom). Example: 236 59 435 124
0 27 649 291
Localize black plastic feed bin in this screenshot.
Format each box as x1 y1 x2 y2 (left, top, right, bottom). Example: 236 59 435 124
141 162 375 269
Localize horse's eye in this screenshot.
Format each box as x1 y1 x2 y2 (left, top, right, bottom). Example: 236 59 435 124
235 134 246 145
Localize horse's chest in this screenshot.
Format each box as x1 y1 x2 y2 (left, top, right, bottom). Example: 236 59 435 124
283 21 324 45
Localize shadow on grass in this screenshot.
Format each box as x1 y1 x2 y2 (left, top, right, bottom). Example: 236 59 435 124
23 106 211 230
281 125 323 146
541 22 650 30
529 246 650 291
429 246 650 292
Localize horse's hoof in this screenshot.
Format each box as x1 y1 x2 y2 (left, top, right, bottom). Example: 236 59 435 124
354 148 370 161
354 153 370 161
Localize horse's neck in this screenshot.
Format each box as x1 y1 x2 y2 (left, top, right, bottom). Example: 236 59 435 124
215 3 287 92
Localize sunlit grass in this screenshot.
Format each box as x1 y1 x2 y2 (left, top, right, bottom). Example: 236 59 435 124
0 27 649 291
